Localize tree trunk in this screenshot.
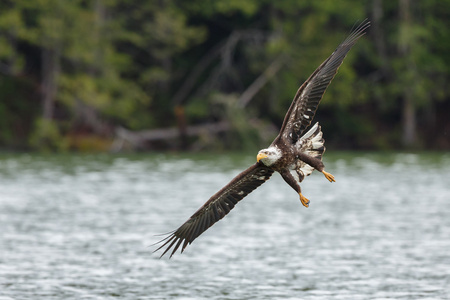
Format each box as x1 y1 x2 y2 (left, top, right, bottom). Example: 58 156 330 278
402 88 416 146
398 0 417 147
371 0 388 76
72 0 109 135
41 46 60 120
174 105 188 149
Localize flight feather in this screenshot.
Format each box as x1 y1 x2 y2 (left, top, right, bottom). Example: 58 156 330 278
154 163 274 258
278 20 370 144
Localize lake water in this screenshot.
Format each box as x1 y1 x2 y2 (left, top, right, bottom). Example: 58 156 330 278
0 152 449 299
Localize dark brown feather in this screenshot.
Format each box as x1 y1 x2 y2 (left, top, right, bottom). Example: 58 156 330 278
154 163 274 258
276 20 370 144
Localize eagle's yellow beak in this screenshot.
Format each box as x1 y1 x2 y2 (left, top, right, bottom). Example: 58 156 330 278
256 153 268 163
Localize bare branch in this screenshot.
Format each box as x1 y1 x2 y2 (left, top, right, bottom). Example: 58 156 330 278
238 54 286 108
172 41 224 106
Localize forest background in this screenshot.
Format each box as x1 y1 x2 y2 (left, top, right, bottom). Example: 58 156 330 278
0 0 449 152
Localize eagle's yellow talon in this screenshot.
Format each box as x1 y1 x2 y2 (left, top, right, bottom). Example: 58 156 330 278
322 170 335 183
299 193 310 208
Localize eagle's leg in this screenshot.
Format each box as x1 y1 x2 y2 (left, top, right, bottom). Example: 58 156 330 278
322 170 335 182
297 152 335 183
299 193 310 208
280 169 310 208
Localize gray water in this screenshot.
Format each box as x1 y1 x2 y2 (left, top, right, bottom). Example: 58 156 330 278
0 152 449 299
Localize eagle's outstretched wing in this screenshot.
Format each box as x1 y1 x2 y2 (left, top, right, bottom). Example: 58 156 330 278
276 20 370 144
154 163 274 258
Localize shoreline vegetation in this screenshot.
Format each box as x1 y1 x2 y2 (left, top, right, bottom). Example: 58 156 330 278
1 1 449 152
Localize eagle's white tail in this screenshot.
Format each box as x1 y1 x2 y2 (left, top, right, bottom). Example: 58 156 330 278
300 122 325 159
295 122 325 180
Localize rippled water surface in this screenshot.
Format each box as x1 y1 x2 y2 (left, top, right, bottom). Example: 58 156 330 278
1 152 449 299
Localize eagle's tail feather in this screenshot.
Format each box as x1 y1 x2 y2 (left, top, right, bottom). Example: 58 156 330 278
301 122 325 160
295 122 326 180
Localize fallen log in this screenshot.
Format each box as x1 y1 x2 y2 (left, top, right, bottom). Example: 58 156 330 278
112 121 231 151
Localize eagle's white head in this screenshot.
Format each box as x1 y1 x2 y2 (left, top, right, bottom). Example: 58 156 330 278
256 146 282 167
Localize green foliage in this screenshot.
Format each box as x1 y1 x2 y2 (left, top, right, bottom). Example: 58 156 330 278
0 0 449 151
29 118 69 152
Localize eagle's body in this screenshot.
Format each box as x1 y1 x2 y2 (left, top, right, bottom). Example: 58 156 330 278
266 122 325 178
155 20 370 258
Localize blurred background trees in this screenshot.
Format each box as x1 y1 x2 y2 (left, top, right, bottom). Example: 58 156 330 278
0 0 449 151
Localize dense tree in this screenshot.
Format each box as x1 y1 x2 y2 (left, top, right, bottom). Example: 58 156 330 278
0 0 448 151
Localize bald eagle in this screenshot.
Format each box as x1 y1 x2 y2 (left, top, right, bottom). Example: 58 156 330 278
155 20 370 258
